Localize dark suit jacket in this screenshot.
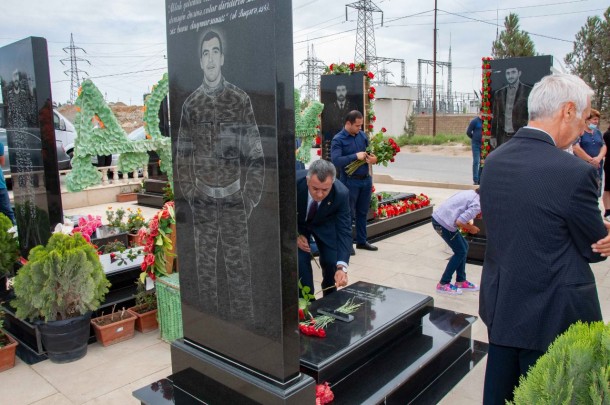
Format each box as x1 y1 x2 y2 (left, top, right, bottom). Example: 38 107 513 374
323 100 356 140
479 127 606 352
492 82 532 143
296 171 352 267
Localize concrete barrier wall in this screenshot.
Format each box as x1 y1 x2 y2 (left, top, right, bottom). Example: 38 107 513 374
413 114 475 136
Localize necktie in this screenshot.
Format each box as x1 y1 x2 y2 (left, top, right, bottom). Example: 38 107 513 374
307 201 318 222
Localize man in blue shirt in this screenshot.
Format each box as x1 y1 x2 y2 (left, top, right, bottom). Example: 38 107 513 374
0 140 16 224
466 109 484 185
331 110 378 251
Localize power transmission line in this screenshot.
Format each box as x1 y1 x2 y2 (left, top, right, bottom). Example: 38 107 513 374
296 44 326 101
60 33 90 104
347 0 384 75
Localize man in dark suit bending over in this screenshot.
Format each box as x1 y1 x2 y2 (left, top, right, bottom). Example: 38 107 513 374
480 73 610 404
297 159 351 296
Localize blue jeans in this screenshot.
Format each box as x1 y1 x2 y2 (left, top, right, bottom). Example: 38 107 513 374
342 175 372 244
0 188 15 225
431 218 467 284
472 143 481 184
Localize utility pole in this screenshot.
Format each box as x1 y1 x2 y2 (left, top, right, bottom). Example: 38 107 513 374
60 33 90 104
433 0 437 136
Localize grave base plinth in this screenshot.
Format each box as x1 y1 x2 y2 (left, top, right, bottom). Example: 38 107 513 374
134 341 316 404
300 282 481 404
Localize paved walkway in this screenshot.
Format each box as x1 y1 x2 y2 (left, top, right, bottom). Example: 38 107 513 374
2 182 609 404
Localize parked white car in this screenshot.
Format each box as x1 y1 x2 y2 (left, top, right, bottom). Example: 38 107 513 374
0 127 71 180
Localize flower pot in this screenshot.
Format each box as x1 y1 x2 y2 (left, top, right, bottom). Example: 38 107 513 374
91 310 136 346
38 312 92 364
0 330 18 372
127 305 159 333
127 232 144 248
116 192 138 203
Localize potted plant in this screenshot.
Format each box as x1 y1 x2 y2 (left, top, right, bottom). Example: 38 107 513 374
11 232 110 363
127 280 158 333
0 310 18 372
106 206 147 247
0 213 20 299
91 305 136 346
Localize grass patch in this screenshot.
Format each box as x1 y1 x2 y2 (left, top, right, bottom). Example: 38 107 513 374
392 134 471 147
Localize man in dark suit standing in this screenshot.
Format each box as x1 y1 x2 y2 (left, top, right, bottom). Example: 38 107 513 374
492 66 532 147
480 73 610 404
297 159 351 296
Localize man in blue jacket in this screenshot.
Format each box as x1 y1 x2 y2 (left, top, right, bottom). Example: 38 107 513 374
466 109 484 185
480 73 610 404
297 159 351 296
331 110 378 252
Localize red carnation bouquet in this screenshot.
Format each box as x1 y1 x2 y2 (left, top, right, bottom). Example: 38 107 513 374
344 128 400 176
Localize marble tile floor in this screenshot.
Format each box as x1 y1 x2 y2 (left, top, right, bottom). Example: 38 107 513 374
2 184 609 404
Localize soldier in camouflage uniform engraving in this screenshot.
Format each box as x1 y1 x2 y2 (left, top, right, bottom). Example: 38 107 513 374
176 31 264 326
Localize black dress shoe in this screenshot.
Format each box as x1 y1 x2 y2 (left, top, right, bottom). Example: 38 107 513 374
356 242 378 251
350 247 356 256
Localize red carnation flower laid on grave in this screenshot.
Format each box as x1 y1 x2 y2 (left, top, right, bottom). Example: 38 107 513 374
329 63 334 71
316 382 335 404
298 281 361 339
349 62 355 70
316 149 322 156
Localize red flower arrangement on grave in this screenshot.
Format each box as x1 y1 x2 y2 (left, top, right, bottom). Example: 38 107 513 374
344 129 399 175
298 281 362 338
373 193 431 219
138 201 176 282
480 57 494 166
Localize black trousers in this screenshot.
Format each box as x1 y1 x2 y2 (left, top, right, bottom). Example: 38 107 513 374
483 342 544 405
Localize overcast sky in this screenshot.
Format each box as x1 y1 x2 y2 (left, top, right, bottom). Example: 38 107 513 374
0 0 606 105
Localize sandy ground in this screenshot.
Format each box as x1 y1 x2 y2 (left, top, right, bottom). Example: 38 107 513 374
403 143 472 157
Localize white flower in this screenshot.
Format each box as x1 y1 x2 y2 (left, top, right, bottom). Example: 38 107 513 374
53 219 74 235
7 226 18 239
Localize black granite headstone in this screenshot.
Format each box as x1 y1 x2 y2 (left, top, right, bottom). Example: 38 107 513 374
320 72 366 160
0 37 63 256
161 0 315 402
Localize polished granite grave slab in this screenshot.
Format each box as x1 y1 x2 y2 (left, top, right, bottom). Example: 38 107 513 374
0 37 63 256
329 309 478 404
300 281 433 383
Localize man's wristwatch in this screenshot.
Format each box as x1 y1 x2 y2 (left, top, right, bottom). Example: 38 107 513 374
337 265 348 273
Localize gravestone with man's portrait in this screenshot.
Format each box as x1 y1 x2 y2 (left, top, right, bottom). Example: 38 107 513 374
320 72 366 160
0 37 63 256
133 0 316 403
490 56 553 148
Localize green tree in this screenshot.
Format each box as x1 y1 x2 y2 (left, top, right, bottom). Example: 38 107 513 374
492 13 536 58
565 7 610 115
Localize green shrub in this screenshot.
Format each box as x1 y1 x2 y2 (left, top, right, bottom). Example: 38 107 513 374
510 321 610 405
393 134 470 147
0 213 19 276
12 232 110 322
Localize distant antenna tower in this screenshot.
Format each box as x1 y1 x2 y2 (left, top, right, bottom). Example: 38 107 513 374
296 44 326 101
60 33 90 103
346 0 383 77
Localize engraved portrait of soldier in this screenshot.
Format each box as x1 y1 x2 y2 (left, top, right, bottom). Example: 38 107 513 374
175 30 265 327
